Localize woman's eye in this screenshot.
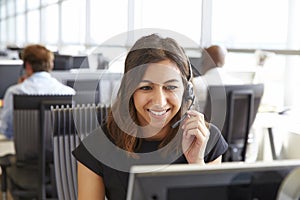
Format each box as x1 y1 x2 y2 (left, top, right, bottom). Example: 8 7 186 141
165 85 178 91
139 86 152 90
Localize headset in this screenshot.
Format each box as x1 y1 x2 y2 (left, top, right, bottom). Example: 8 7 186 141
171 59 195 128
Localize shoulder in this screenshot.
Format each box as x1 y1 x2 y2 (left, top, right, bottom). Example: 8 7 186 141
204 123 228 162
48 75 76 94
4 83 24 97
208 123 223 141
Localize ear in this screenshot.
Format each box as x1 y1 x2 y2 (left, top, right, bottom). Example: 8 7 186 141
24 62 33 76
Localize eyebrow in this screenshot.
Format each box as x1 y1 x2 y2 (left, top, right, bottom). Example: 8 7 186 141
140 79 180 84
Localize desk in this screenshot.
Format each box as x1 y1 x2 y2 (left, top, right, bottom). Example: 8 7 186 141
0 139 14 157
249 112 289 162
0 138 14 175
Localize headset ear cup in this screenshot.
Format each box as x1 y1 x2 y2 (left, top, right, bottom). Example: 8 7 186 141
185 82 194 102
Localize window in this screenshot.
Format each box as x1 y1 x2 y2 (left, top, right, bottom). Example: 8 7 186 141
41 4 59 44
135 0 202 47
211 0 300 109
27 10 40 43
7 17 15 43
89 0 128 45
6 0 15 17
41 0 59 6
16 14 26 45
0 19 6 45
27 0 40 10
16 0 26 14
211 0 288 49
1 1 6 19
61 0 85 44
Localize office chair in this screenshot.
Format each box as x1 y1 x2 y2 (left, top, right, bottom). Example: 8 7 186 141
65 72 122 105
51 104 110 200
66 79 101 105
204 84 264 162
0 94 73 200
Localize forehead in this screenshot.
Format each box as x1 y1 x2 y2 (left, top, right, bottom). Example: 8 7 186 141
142 60 182 84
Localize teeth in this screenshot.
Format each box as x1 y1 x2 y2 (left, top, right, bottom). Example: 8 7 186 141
150 110 166 116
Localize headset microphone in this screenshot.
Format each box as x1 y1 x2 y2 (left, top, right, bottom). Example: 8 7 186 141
171 58 195 129
171 95 195 128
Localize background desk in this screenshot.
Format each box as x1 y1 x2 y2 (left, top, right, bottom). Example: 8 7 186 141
249 111 298 162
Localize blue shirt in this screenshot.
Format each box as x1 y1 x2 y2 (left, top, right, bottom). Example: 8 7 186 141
0 72 75 139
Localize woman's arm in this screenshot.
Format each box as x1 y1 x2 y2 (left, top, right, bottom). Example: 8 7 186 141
77 162 106 200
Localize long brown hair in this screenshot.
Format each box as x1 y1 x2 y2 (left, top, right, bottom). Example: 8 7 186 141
107 34 192 156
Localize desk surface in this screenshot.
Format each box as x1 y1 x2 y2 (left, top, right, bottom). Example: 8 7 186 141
0 138 15 156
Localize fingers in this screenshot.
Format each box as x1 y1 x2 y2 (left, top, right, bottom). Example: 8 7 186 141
182 110 208 137
181 110 210 164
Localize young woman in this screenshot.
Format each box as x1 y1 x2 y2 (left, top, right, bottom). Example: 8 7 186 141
73 34 228 200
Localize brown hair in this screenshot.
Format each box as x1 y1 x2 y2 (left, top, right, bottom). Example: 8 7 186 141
22 44 54 72
107 34 192 156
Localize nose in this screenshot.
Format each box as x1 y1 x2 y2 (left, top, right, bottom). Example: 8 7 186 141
152 87 167 106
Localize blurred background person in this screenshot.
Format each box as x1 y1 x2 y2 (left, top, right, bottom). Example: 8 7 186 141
0 44 75 139
192 45 244 112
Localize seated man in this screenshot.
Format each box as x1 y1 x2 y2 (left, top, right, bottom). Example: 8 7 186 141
192 45 244 111
0 44 75 139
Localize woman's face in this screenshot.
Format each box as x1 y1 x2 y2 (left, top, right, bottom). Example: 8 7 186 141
133 59 184 131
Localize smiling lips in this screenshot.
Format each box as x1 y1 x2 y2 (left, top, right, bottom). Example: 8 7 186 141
147 108 170 119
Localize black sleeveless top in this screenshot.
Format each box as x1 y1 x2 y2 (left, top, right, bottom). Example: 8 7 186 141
73 123 228 200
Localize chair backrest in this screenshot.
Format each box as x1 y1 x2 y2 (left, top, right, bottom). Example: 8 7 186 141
203 84 264 162
13 94 73 162
51 104 110 200
66 79 100 104
65 72 122 105
13 94 73 199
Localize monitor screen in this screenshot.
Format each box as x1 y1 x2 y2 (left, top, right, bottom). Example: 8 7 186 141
53 54 73 70
72 55 89 69
0 62 23 99
127 160 300 200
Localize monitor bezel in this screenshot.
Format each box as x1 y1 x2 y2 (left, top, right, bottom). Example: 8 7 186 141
127 160 300 200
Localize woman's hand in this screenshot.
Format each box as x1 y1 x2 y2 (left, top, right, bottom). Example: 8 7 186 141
181 110 210 165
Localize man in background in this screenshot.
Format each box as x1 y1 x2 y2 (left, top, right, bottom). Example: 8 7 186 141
0 44 75 139
192 45 244 111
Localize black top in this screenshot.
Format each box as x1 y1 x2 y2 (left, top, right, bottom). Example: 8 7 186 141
73 123 228 200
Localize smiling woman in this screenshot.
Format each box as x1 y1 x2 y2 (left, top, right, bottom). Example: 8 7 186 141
133 60 184 140
72 33 228 200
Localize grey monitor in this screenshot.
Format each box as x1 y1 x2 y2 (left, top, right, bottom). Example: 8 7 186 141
0 63 23 99
127 160 300 200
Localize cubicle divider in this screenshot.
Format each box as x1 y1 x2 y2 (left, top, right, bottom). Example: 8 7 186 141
51 103 110 200
52 70 122 104
0 94 73 200
0 60 23 99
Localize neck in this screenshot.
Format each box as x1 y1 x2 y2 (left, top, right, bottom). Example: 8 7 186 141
141 125 170 141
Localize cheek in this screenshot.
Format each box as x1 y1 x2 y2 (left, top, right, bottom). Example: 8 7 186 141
170 91 183 108
133 92 147 109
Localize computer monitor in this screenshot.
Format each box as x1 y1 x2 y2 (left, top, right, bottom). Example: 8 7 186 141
204 84 264 161
189 56 203 77
72 55 89 69
127 160 300 200
0 62 23 99
53 54 73 70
